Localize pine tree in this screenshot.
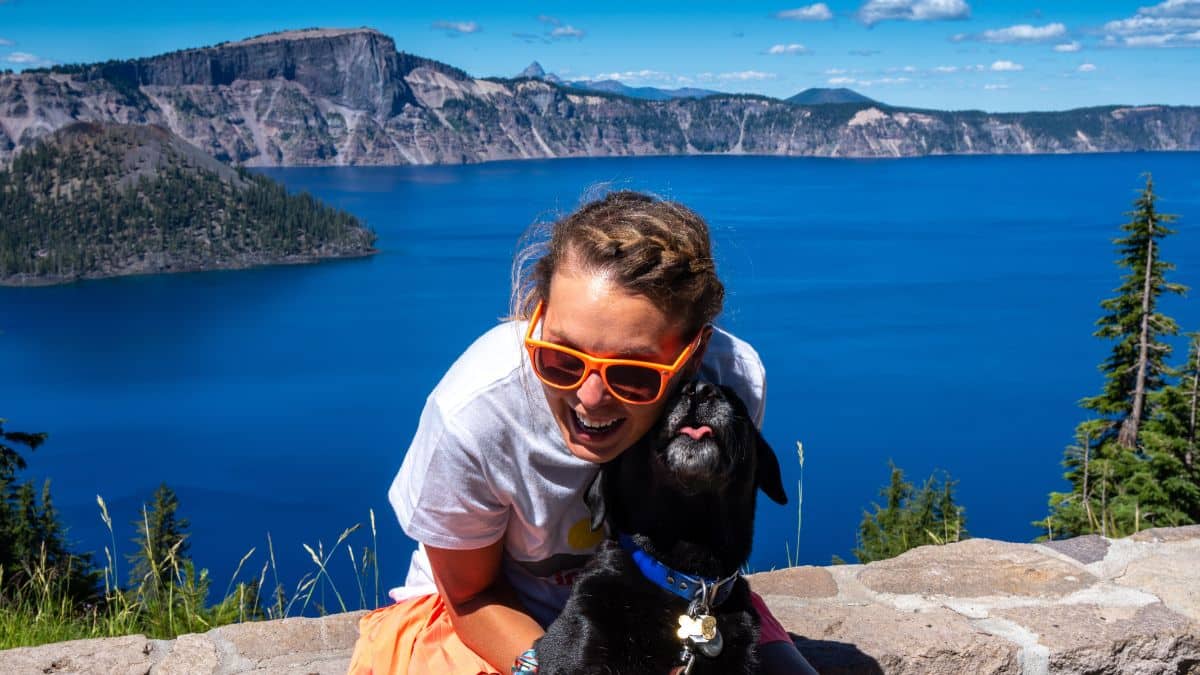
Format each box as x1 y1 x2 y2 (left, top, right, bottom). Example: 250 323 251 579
127 483 191 606
0 420 95 602
1 420 46 573
1083 174 1185 445
1042 175 1196 539
853 463 967 563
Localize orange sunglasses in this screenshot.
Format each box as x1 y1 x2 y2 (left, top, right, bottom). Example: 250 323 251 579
523 300 704 405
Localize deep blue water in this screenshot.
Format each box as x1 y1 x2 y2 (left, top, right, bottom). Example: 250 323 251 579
3 153 1200 610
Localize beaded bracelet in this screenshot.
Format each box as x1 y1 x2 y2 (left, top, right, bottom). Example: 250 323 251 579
512 647 539 674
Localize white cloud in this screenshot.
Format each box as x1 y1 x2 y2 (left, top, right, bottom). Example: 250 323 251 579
522 15 586 42
827 75 909 87
716 70 776 81
990 60 1024 71
776 3 834 21
1078 63 1097 71
767 43 809 55
0 38 14 47
933 65 959 72
431 20 480 34
857 0 970 26
550 25 585 39
825 68 848 74
1123 33 1180 46
1137 0 1200 17
1102 1 1200 47
1054 41 1082 52
1104 16 1200 34
984 83 1009 89
5 52 52 66
980 22 1066 43
591 70 673 82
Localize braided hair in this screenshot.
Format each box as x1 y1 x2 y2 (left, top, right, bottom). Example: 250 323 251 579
512 191 724 338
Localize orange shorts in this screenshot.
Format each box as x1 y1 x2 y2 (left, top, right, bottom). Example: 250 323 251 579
348 591 791 674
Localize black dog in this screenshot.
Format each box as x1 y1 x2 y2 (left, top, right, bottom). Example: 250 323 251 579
536 380 788 675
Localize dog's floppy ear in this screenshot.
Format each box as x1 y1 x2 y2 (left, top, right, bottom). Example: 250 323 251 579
754 429 788 505
584 468 607 531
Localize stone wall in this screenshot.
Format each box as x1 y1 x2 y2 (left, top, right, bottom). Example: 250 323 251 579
3 526 1198 674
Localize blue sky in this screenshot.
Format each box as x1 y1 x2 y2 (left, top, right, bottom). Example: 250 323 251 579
1 0 1198 112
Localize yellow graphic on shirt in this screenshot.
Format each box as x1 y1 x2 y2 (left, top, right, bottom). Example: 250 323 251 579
567 516 604 550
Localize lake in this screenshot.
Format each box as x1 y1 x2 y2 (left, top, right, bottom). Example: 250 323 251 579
3 152 1200 610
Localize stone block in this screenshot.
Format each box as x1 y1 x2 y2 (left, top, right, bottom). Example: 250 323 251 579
749 566 839 599
765 595 1021 675
215 615 331 661
858 538 1095 598
0 635 154 675
227 650 355 674
1040 534 1110 564
151 633 219 674
1128 525 1200 543
1113 547 1200 622
994 602 1200 675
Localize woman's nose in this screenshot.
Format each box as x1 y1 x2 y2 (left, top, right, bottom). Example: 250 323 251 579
576 371 611 407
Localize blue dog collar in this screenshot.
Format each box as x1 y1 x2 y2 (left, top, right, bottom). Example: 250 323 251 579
617 533 738 606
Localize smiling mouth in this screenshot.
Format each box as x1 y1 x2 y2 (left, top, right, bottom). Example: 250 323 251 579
572 410 625 439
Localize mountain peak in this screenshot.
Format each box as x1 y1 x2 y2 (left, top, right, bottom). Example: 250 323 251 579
787 87 878 105
520 61 546 79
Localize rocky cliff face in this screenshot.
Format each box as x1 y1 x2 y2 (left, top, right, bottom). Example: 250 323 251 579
1 28 1198 167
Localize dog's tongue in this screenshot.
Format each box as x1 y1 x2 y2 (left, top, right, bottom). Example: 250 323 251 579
679 425 713 441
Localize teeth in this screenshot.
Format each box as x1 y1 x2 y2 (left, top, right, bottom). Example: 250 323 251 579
575 411 619 431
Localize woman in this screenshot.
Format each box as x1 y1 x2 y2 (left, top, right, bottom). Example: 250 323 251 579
350 191 816 674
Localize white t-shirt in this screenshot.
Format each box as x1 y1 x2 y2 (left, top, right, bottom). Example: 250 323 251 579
389 318 766 627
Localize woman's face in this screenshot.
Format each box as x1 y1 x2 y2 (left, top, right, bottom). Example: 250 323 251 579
538 266 699 464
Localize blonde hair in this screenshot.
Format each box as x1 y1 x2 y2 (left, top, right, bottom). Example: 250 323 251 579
511 190 724 337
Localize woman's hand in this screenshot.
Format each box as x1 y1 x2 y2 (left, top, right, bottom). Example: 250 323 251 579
426 541 545 672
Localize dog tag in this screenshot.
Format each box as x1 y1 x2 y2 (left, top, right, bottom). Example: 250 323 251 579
676 614 701 641
695 629 723 658
698 614 718 641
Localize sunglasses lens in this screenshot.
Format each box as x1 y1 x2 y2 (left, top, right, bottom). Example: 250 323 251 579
534 347 587 387
605 365 662 403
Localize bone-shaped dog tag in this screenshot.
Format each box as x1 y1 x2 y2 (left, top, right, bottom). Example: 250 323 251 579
677 614 701 641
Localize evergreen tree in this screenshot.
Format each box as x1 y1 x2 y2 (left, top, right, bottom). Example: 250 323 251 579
1083 174 1185 445
854 463 967 563
127 483 190 606
0 420 95 602
0 418 46 480
1042 176 1197 539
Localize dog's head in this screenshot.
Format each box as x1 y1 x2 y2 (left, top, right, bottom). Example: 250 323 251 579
586 380 788 535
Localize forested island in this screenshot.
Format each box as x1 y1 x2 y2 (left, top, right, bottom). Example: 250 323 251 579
0 122 375 286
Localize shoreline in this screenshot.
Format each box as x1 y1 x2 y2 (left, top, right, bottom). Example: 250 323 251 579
0 248 379 288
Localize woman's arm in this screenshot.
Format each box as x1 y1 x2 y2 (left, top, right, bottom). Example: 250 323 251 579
426 541 546 672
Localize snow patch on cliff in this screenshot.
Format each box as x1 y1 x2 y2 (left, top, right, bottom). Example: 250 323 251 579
848 107 889 127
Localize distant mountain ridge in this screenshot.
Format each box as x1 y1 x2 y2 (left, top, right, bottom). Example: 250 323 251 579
0 27 1197 167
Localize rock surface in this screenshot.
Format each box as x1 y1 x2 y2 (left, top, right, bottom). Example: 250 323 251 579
1 28 1198 167
2 527 1199 674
